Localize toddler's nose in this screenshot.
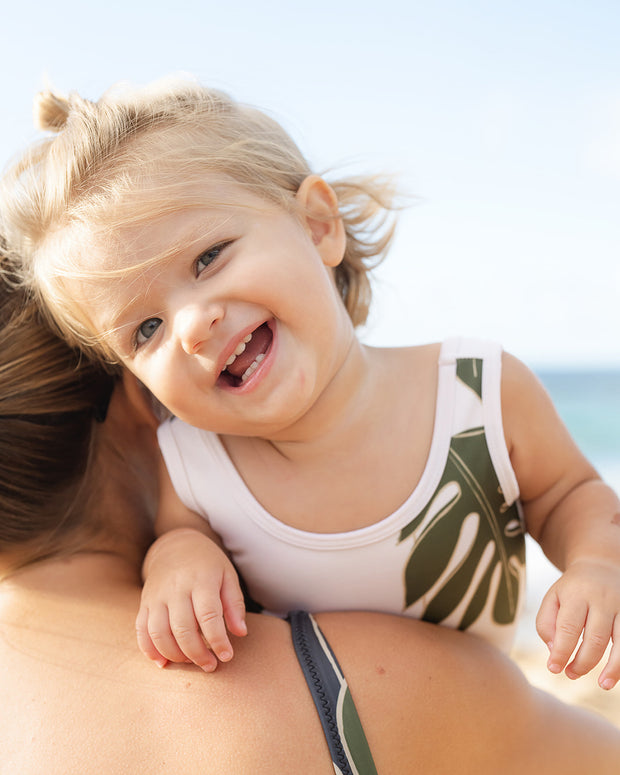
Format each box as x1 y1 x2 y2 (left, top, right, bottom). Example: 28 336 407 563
175 302 224 355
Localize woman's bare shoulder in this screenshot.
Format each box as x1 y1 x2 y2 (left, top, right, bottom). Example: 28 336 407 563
315 611 620 775
0 600 329 774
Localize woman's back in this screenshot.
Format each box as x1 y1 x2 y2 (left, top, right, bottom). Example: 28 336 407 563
0 557 334 774
2 552 619 775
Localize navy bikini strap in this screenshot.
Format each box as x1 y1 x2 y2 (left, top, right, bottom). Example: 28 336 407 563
288 611 378 775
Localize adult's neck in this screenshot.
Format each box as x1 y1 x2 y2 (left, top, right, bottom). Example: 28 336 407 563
0 546 142 599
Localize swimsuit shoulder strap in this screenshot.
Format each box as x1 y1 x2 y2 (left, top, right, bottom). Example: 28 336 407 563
288 611 378 775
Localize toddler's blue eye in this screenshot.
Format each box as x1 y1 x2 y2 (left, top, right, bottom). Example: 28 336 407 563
196 242 229 274
136 317 162 346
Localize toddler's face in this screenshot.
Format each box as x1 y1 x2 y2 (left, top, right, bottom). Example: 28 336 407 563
68 174 352 439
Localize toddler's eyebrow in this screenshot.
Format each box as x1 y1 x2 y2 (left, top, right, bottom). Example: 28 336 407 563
98 291 156 354
100 312 139 355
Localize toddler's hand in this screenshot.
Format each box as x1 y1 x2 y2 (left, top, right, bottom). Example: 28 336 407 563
536 558 620 690
136 528 247 672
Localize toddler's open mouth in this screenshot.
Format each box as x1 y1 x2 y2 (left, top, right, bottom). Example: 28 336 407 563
219 322 273 387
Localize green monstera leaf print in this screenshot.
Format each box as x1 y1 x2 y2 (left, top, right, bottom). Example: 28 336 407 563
398 358 525 630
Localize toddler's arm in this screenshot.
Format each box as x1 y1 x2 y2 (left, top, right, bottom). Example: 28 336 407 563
136 456 247 671
502 353 620 690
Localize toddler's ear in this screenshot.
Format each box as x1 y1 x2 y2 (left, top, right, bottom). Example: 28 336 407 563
296 175 346 267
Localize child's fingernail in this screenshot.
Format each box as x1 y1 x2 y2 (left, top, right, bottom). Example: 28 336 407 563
547 661 562 674
219 650 232 662
155 658 168 669
600 678 616 691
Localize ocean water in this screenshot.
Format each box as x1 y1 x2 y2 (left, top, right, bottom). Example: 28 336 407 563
536 369 620 491
519 369 620 645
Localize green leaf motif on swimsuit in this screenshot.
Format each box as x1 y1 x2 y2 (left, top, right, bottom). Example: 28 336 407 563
398 358 525 630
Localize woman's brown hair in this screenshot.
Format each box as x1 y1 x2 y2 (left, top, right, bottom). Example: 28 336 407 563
0 264 116 569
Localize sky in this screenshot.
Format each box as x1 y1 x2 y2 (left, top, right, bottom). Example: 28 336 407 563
1 0 619 367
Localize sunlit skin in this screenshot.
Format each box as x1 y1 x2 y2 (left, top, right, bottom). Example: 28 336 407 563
64 173 620 689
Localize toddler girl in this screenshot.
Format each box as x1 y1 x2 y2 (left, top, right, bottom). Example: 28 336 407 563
2 78 619 688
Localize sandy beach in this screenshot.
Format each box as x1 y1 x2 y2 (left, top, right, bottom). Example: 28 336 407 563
513 638 620 727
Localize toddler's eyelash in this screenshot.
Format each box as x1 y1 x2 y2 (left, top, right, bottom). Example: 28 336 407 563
133 317 162 351
195 240 232 275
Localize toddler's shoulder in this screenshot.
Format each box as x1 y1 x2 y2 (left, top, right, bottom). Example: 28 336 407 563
395 341 443 367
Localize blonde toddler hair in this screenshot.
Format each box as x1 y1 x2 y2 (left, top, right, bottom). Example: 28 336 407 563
0 77 398 360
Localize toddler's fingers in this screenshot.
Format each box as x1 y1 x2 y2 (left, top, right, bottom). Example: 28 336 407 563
146 602 200 666
535 592 559 650
598 617 620 690
564 610 612 680
191 588 234 663
136 605 168 668
546 600 588 675
221 568 248 638
167 597 219 672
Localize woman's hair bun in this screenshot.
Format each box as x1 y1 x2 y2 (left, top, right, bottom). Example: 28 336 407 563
34 90 71 132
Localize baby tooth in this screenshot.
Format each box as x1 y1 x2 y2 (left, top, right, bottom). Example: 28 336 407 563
240 353 265 383
225 335 253 370
225 337 252 370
